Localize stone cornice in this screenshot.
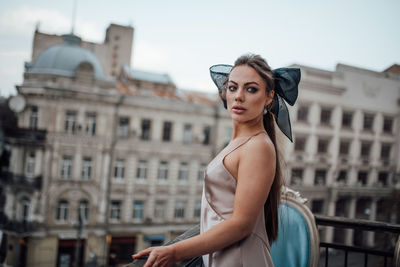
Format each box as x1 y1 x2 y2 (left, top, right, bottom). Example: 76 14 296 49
299 80 346 95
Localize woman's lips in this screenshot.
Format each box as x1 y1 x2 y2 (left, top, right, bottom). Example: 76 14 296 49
232 105 246 114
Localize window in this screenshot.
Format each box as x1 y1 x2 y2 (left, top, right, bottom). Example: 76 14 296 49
154 201 165 220
81 157 92 180
65 111 77 134
380 143 391 159
360 142 371 157
203 126 211 145
297 105 308 122
61 155 73 179
314 170 326 185
320 108 332 125
118 117 130 138
141 119 151 140
317 138 329 154
335 198 349 217
110 200 121 220
357 171 368 186
56 200 69 221
383 116 393 133
133 200 144 220
158 161 168 181
29 106 38 129
137 160 147 180
363 113 374 131
356 198 371 216
20 197 30 221
339 140 350 155
183 124 192 144
294 136 306 152
178 162 189 182
291 168 303 186
311 199 324 214
337 170 347 184
378 172 388 186
114 159 125 179
194 200 201 218
174 201 185 219
198 164 206 181
342 111 353 128
78 200 89 221
85 113 96 136
25 151 35 178
162 121 172 141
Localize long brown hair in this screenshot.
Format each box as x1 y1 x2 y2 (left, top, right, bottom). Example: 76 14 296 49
226 54 282 242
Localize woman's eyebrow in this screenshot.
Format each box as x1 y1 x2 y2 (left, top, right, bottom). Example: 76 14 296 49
228 80 238 85
228 80 259 86
245 81 259 86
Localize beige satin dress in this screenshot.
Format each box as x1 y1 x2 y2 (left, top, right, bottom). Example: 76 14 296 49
200 132 274 267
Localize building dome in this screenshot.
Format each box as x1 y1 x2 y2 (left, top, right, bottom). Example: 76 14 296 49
28 34 106 80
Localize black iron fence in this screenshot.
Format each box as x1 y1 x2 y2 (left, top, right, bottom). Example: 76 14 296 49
316 215 400 267
0 213 36 234
0 171 42 190
127 215 400 267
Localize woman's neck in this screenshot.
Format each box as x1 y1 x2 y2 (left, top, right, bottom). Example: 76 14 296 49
231 116 265 139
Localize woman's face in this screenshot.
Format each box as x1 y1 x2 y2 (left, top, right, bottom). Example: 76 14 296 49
226 65 273 123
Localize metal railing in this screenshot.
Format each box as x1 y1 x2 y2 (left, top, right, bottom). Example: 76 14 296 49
0 213 36 234
126 215 400 267
0 171 42 190
316 215 400 267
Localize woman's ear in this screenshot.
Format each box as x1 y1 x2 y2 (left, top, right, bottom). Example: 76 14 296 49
265 90 274 106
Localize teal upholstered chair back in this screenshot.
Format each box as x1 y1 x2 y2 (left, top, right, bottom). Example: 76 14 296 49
270 188 319 267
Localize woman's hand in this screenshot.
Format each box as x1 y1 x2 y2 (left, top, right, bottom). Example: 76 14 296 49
132 245 176 267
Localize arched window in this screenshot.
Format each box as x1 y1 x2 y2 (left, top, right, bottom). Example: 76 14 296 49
78 200 89 222
56 200 69 221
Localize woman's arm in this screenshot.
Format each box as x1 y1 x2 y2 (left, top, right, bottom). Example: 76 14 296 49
133 136 276 267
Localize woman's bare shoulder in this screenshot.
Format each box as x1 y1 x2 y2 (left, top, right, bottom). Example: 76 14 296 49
237 133 276 180
243 132 275 157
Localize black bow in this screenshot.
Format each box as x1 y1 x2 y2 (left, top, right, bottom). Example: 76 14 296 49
209 64 300 142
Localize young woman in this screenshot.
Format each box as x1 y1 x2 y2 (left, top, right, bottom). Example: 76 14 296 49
133 54 300 267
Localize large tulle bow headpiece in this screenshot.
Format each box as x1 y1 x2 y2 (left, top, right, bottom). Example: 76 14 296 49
209 64 301 142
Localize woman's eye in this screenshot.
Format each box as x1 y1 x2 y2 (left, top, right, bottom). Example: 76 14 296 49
247 87 258 93
228 86 236 91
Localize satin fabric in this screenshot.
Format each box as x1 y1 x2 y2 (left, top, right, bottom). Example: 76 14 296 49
200 132 274 267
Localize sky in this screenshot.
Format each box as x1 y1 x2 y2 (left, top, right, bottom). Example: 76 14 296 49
0 0 399 97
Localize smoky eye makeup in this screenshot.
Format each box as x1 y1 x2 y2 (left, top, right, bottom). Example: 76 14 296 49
247 87 258 93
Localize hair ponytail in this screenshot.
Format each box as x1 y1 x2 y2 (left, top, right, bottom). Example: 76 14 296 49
263 111 281 242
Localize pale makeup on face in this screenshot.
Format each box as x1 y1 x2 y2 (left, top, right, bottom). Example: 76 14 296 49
226 65 273 123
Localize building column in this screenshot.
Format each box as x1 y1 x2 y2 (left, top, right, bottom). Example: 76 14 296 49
345 197 356 245
136 233 146 251
348 166 358 186
325 189 337 243
368 168 378 186
366 199 377 247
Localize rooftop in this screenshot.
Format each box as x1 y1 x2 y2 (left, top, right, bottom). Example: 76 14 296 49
27 34 107 81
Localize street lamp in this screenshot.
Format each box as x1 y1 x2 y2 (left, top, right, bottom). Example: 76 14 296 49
73 208 84 267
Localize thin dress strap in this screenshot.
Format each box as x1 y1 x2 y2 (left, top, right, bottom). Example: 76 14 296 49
222 131 267 160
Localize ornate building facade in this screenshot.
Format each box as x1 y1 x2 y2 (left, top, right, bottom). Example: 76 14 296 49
1 23 399 266
284 63 400 246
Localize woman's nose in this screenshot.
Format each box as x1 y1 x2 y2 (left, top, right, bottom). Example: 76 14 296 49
234 88 245 102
